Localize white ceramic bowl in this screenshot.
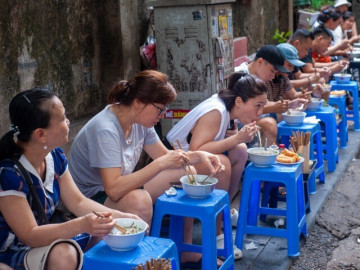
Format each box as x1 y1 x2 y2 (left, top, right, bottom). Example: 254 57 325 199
347 50 360 59
103 218 147 251
282 111 306 125
247 147 279 167
180 174 218 199
306 98 324 111
333 73 351 83
321 83 331 92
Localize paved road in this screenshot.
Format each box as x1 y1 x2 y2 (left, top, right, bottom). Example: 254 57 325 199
290 153 360 269
231 127 360 270
187 125 360 270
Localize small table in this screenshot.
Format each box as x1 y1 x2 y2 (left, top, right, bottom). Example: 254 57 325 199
83 236 179 270
330 80 360 131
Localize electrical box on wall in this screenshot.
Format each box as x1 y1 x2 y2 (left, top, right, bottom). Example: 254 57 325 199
147 0 235 135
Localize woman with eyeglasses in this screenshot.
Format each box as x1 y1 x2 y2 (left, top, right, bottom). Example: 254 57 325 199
69 70 225 266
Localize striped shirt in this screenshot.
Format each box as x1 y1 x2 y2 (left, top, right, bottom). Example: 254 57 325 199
265 76 292 102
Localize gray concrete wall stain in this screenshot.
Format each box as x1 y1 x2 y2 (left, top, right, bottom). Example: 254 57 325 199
232 0 279 53
0 0 282 150
0 0 101 133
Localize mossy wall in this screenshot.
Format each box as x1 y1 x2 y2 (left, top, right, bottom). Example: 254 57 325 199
0 0 101 132
0 0 144 147
232 0 280 54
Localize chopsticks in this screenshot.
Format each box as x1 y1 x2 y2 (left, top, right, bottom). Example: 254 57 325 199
289 131 311 152
133 258 173 270
92 211 127 234
170 140 196 185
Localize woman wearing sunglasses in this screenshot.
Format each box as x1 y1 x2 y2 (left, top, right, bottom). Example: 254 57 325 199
69 70 225 266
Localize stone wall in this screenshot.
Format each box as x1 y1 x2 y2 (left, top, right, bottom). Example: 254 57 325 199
0 0 145 155
232 0 280 54
0 0 285 155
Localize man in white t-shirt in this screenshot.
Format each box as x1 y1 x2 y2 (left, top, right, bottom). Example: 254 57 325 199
235 45 289 82
235 45 290 146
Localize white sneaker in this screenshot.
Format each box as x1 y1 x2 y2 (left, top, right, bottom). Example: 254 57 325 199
216 234 243 260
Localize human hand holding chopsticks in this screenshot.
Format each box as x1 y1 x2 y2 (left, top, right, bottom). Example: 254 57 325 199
93 211 127 234
236 121 259 143
160 145 191 170
278 98 290 113
194 151 225 177
171 140 196 184
79 211 116 237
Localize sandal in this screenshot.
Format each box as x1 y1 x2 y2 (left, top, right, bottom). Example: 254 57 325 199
221 208 239 228
216 234 243 260
231 208 239 227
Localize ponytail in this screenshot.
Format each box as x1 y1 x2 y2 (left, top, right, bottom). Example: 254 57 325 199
0 88 56 161
107 70 177 106
219 73 267 111
0 131 23 160
107 80 131 105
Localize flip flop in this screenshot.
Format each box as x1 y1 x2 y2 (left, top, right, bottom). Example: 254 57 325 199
216 234 243 260
231 208 239 227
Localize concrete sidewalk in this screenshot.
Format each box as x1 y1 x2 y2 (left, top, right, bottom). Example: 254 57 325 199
231 127 360 270
189 125 360 270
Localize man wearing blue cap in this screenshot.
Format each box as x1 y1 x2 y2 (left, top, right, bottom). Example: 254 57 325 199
258 43 309 146
273 43 312 101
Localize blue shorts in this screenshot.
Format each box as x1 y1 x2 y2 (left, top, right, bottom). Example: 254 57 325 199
259 113 278 121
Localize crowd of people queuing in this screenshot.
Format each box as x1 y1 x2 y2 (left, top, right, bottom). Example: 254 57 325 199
0 0 357 269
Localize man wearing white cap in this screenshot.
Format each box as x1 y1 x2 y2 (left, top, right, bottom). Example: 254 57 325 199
334 0 357 37
334 0 351 13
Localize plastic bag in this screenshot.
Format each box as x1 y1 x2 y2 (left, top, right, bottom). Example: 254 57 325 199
140 36 157 70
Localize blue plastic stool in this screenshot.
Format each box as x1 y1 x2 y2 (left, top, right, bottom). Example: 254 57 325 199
151 189 234 270
306 106 339 172
330 80 360 131
277 121 325 194
260 160 317 220
82 236 179 270
328 95 348 148
235 163 307 257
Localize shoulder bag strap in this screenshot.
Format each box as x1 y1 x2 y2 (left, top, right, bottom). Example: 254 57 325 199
11 159 49 225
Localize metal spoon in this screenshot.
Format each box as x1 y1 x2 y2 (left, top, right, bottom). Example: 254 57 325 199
264 138 268 152
341 64 348 75
198 175 210 184
297 103 305 111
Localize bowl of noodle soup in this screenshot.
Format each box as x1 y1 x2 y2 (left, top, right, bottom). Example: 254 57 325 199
103 218 147 251
247 147 279 167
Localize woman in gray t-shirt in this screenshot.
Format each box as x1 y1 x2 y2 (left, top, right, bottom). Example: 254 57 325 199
70 70 225 266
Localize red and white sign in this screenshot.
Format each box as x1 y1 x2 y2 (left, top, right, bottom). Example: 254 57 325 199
164 109 190 119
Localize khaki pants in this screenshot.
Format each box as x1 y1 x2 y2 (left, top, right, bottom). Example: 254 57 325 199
24 239 83 270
